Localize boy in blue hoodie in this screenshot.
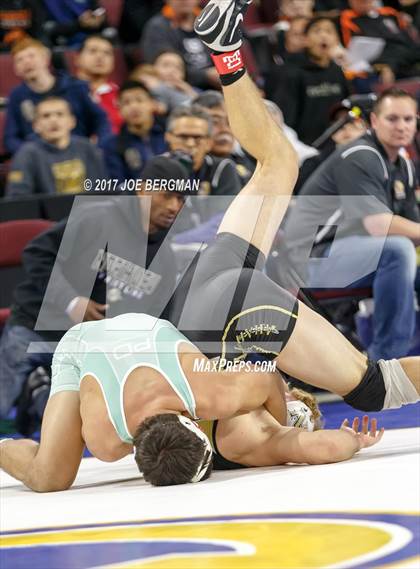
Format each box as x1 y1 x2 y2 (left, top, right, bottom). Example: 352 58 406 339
4 37 110 154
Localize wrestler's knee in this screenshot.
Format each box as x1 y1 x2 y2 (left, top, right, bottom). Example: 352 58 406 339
343 359 419 411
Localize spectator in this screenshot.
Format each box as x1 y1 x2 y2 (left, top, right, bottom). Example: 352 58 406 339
0 0 46 51
165 104 242 233
43 0 108 48
383 1 420 29
263 98 319 165
140 0 219 89
131 50 197 114
295 101 367 191
277 0 314 21
0 153 191 430
194 90 255 186
269 17 350 145
100 81 166 183
75 35 123 133
282 88 420 360
281 16 309 60
6 96 106 197
339 0 420 82
4 38 111 155
266 17 309 99
166 104 241 198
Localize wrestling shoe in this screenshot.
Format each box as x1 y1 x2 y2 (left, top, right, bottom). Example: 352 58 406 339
194 0 252 52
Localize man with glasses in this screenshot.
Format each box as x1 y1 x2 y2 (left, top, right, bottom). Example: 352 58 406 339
166 104 241 198
194 90 254 186
165 104 242 234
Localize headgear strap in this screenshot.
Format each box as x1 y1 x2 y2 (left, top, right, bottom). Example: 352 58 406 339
177 416 213 483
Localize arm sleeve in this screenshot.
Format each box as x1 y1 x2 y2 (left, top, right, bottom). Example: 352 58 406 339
140 19 175 63
185 67 213 90
151 83 192 109
333 149 393 218
99 136 125 183
212 159 242 196
3 95 25 155
80 84 111 142
271 66 301 130
21 221 80 313
5 146 36 196
86 144 107 182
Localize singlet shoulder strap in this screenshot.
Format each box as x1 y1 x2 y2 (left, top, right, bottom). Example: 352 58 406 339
153 323 198 418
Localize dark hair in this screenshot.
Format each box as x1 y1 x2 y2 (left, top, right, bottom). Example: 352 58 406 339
304 16 336 35
193 90 224 109
119 80 152 99
373 88 418 114
78 34 114 52
35 96 72 115
133 414 213 486
152 49 184 64
167 104 213 134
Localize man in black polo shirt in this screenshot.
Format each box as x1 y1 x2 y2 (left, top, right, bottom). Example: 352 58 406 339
282 88 420 361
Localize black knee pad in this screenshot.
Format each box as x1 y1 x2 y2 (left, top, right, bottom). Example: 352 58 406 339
343 360 386 412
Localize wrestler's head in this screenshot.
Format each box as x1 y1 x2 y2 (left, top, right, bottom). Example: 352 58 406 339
133 414 213 486
287 387 324 430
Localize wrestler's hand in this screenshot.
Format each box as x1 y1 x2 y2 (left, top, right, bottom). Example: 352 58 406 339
68 297 108 323
340 416 384 449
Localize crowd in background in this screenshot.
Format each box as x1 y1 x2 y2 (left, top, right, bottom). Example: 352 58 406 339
0 0 419 200
0 0 419 434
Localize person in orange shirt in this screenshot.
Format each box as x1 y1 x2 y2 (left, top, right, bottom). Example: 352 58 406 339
339 0 420 82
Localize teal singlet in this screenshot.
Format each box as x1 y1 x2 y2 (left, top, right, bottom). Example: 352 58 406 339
50 313 198 443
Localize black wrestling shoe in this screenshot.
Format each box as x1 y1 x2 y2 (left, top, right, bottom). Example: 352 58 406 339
15 366 51 436
194 0 252 52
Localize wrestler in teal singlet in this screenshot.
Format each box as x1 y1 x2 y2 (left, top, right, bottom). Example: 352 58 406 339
50 313 198 442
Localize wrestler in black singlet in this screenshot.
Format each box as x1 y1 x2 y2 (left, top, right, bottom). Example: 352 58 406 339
172 232 299 361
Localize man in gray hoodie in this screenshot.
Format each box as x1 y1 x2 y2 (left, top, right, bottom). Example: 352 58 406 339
5 96 106 197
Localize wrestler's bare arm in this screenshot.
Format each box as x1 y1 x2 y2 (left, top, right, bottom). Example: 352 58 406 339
0 392 85 492
187 359 287 422
222 414 384 467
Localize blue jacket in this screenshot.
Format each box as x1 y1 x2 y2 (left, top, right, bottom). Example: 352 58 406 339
4 73 111 154
100 122 167 184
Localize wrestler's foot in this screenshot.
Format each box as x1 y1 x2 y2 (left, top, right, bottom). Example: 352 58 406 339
194 0 252 52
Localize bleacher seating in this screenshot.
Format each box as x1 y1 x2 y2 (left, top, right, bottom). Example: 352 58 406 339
374 78 420 97
0 197 43 222
0 53 20 98
0 109 11 198
0 194 78 222
99 0 124 28
0 219 54 329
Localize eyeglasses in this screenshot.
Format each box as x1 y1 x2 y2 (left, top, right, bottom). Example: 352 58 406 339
170 132 209 143
210 115 229 126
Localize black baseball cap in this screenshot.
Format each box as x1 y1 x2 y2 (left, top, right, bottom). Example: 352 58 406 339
142 151 196 194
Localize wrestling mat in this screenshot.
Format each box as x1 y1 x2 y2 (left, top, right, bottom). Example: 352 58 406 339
1 408 419 569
